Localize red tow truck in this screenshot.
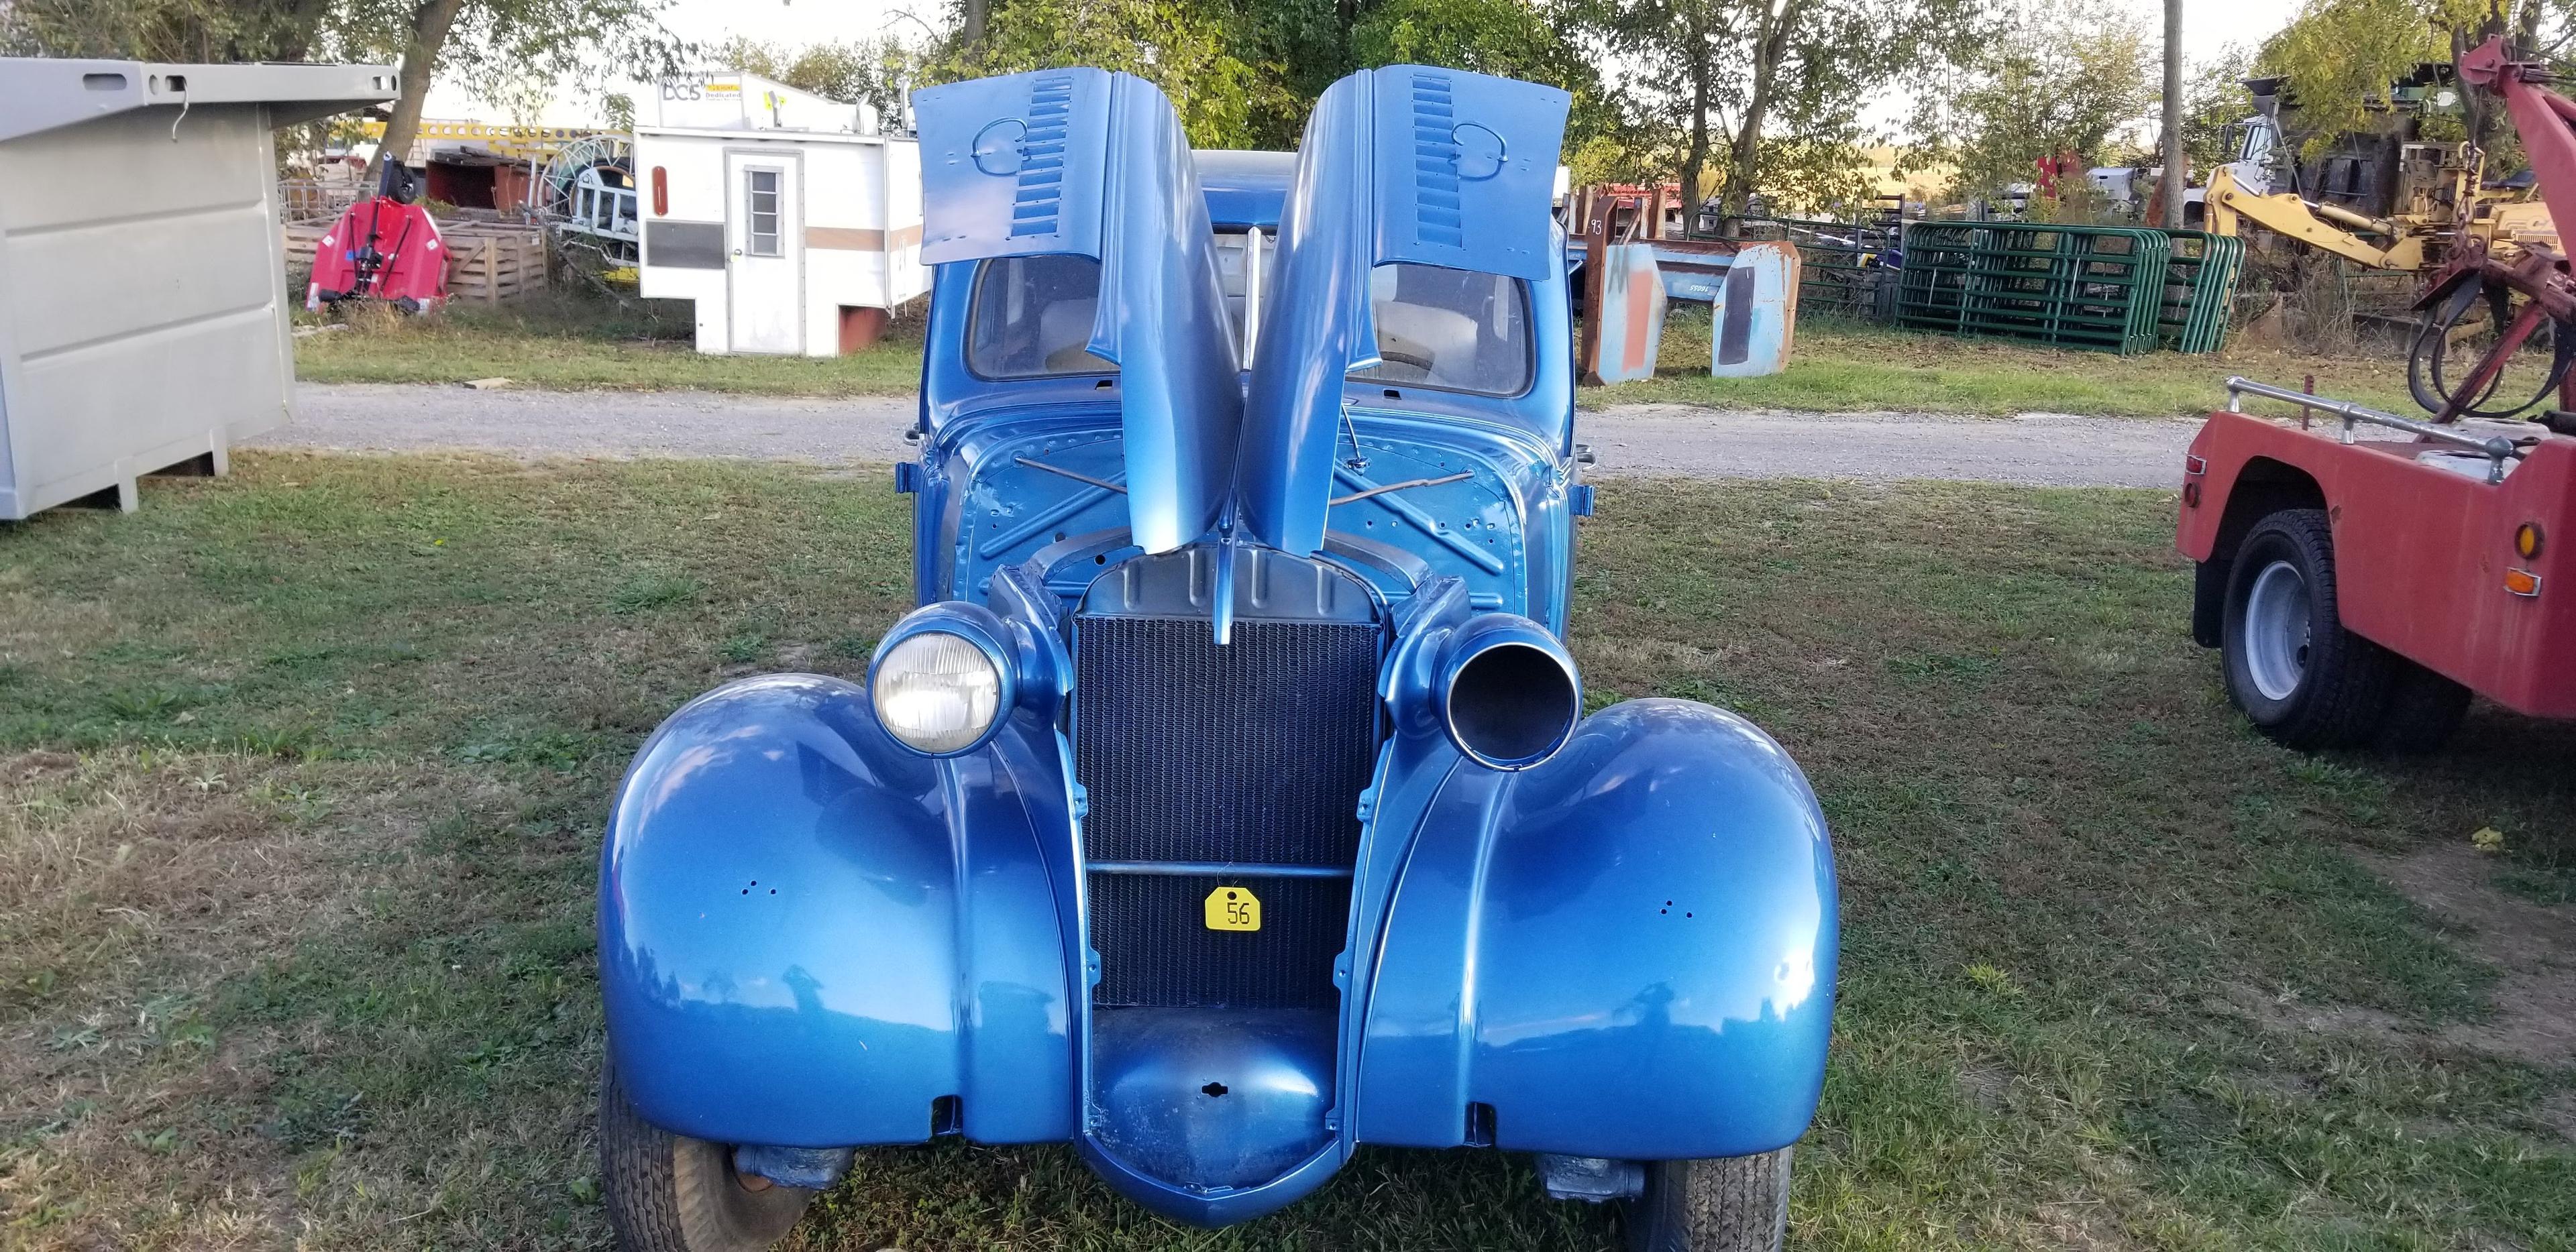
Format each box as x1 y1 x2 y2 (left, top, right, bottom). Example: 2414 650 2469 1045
2180 34 2576 752
2179 382 2571 750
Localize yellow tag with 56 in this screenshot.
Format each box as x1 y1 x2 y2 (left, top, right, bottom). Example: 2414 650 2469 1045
1204 885 1260 931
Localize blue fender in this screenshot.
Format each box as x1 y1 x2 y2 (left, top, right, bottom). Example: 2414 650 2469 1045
598 673 1079 1148
1353 699 1837 1157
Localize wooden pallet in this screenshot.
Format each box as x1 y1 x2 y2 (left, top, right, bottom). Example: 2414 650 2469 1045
280 220 549 303
445 229 549 302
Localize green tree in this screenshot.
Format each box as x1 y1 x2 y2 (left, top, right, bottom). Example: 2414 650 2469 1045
1931 0 2157 205
2255 0 2477 154
706 34 924 122
0 0 338 60
934 0 1283 147
1350 0 1652 180
2181 45 2257 173
1584 0 1991 224
932 0 1651 164
362 0 684 182
1 0 685 182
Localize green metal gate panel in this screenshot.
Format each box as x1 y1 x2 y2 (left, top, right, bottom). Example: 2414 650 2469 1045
1897 223 2172 355
2157 230 2243 354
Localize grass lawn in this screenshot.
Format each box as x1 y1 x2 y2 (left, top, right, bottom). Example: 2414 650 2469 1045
293 291 2420 421
292 293 926 396
3 457 2571 1250
1587 308 2423 419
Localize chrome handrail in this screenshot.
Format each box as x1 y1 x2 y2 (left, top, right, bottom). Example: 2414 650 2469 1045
2223 376 2524 484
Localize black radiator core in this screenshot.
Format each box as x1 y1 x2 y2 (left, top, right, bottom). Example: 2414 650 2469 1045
1075 614 1380 1009
1088 874 1351 1009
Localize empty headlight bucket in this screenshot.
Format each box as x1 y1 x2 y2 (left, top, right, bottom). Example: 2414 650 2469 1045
869 609 1016 756
1435 613 1582 771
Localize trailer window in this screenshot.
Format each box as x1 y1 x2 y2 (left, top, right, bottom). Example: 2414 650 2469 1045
745 168 782 258
967 254 1114 378
1350 263 1532 397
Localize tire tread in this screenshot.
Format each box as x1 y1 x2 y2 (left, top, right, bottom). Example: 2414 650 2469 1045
2222 509 2390 749
599 1060 812 1252
1629 1149 1792 1252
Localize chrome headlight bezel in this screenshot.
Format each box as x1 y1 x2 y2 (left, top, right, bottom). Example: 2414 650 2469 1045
867 610 1018 757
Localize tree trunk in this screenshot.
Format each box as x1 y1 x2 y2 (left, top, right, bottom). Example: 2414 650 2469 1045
962 0 989 53
1719 0 1801 227
368 0 468 190
1678 7 1711 236
2159 0 2184 227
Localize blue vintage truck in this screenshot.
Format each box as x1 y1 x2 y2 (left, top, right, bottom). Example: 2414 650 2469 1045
596 64 1838 1252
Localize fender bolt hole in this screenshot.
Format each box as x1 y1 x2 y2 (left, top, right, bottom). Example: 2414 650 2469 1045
1201 1082 1227 1098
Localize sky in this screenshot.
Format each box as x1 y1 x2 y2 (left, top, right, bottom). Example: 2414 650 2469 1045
423 0 2316 131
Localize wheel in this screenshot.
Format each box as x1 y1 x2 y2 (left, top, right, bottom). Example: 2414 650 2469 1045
2220 509 2390 749
600 1058 814 1251
2373 658 2472 754
1626 1148 1792 1252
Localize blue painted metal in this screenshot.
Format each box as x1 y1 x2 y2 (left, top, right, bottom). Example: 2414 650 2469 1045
598 672 1079 1149
1590 243 1668 385
914 69 1240 553
1711 241 1802 378
1194 148 1295 229
1346 581 1836 1157
1236 66 1570 557
604 59 1837 1235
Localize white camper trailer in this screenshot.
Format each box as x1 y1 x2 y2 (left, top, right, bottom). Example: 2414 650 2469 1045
635 72 927 356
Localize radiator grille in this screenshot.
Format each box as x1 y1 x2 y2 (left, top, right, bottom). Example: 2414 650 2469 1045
1075 614 1380 1009
1075 617 1380 866
1088 874 1350 1009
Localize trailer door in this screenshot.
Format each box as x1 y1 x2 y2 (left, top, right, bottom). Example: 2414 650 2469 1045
726 152 801 353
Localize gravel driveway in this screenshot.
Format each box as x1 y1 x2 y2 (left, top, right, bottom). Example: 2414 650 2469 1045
261 383 2204 488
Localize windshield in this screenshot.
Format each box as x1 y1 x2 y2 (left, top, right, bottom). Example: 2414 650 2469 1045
966 253 1114 378
1350 262 1533 397
966 253 1534 396
1210 229 1271 342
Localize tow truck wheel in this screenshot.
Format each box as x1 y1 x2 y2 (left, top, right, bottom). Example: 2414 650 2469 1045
599 1058 813 1252
1627 1148 1792 1252
2221 509 2391 749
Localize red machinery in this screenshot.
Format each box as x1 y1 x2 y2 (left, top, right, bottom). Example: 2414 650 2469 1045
2179 35 2575 752
306 170 448 313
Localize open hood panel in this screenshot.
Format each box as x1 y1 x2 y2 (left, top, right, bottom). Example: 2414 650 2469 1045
1234 66 1568 556
916 69 1242 553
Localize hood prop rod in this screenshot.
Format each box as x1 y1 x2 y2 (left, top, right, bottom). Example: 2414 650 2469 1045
1330 471 1472 507
1014 455 1127 494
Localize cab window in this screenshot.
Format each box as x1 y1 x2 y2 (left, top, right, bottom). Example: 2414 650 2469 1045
967 254 1113 378
1350 262 1533 397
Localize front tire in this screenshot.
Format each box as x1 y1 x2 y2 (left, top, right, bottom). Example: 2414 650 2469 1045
600 1058 814 1252
1627 1148 1792 1252
2220 509 2390 749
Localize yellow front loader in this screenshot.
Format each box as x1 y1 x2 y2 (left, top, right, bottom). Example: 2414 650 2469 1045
2197 122 2556 272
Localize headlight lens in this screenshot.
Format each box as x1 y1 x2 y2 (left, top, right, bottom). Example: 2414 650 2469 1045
871 631 1003 754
